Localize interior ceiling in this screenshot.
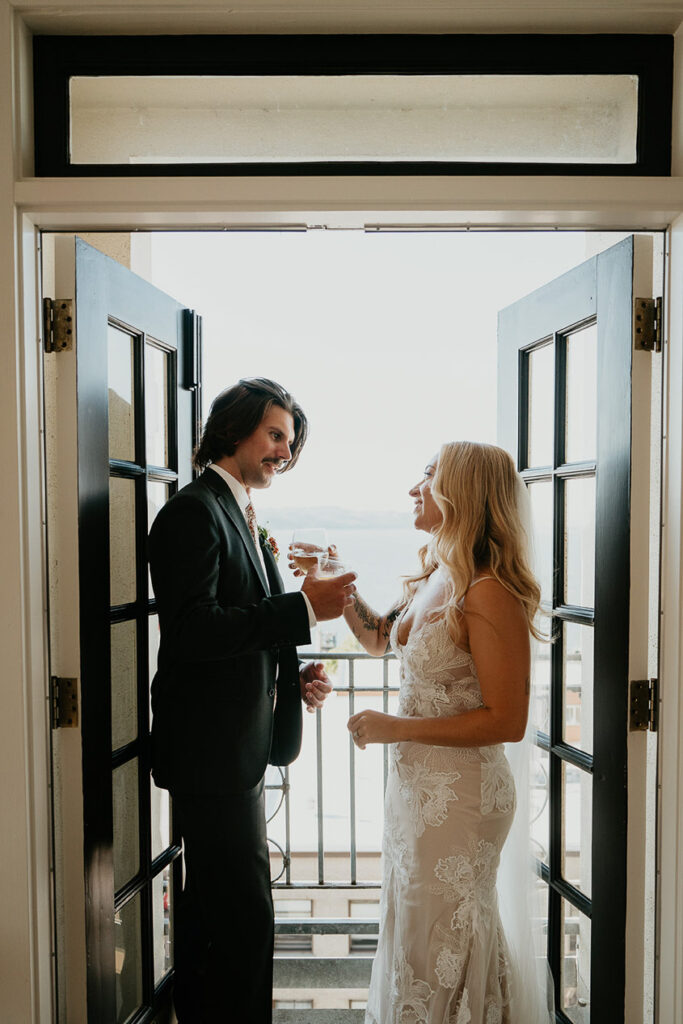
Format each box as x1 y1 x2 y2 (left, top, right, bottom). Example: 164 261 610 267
19 0 683 36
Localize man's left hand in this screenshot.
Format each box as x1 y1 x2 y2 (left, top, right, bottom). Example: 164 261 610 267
299 661 333 713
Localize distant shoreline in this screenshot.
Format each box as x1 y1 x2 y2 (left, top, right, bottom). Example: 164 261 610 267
257 506 413 530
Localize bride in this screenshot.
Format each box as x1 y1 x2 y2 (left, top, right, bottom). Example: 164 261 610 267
344 441 551 1024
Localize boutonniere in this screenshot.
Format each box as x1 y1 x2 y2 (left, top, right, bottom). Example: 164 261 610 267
258 525 280 561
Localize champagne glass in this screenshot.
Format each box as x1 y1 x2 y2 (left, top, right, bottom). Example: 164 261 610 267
318 552 347 577
290 528 328 574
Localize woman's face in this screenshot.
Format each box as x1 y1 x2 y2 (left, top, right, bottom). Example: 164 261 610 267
409 456 443 533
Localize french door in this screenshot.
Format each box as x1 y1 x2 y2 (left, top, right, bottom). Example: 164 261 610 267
497 234 660 1023
46 236 202 1022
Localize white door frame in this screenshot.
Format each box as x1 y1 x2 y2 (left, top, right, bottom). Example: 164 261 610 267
4 5 683 1023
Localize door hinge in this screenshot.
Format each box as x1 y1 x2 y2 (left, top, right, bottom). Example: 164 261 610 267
43 298 74 354
629 678 658 732
50 676 78 729
633 296 662 353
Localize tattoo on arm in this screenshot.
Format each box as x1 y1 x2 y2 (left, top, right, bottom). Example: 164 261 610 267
382 605 402 639
353 594 382 633
525 676 530 695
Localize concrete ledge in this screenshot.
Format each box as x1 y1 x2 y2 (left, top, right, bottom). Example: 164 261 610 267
274 1012 365 1023
273 956 374 987
275 918 378 934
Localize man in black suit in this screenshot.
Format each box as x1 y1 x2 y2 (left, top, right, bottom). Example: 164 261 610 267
148 378 356 1023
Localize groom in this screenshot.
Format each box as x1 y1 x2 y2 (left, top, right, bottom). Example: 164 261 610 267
148 378 356 1024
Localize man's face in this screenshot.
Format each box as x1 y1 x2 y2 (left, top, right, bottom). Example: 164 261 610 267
233 405 296 490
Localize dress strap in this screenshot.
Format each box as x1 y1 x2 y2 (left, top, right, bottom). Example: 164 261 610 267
468 575 495 589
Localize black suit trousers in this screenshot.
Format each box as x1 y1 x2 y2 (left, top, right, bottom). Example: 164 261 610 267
172 780 273 1024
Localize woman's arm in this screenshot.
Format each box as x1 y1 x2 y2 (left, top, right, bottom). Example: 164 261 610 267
287 545 403 657
343 594 404 656
348 579 530 746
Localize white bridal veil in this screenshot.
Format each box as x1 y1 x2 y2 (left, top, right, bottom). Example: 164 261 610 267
497 472 555 1022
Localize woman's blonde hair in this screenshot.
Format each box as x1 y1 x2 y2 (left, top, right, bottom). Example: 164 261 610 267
403 441 542 643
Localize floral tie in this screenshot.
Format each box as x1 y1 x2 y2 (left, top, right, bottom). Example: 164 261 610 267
244 502 259 547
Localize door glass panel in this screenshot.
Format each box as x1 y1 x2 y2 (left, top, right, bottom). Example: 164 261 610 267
147 481 168 529
532 876 550 961
70 73 639 166
530 634 551 735
145 344 169 467
111 620 137 750
147 482 169 597
527 342 554 468
565 323 597 464
113 758 140 891
563 623 594 754
115 894 143 1024
148 614 161 722
108 326 136 462
528 479 553 605
562 762 592 898
152 864 173 984
564 476 596 607
110 476 137 606
151 778 170 862
530 744 550 866
561 898 591 1022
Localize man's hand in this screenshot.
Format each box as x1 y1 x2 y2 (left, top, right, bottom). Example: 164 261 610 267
302 570 357 621
299 661 333 713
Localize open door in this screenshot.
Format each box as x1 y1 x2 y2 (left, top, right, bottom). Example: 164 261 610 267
497 235 660 1024
45 237 202 1023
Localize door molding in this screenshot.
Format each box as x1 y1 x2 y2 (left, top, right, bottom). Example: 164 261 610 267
14 175 683 231
7 134 683 1024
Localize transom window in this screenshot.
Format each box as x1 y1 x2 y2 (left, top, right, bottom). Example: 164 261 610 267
33 34 673 176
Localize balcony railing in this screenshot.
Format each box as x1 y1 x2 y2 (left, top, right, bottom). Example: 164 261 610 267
269 649 397 1019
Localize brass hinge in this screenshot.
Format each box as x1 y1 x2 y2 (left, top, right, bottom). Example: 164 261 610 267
43 298 74 354
629 678 658 732
633 296 662 353
50 676 78 729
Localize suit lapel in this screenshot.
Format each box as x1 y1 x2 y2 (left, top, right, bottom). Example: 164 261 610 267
202 471 270 595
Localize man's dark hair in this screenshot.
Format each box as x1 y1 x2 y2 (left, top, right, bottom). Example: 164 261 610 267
193 377 308 472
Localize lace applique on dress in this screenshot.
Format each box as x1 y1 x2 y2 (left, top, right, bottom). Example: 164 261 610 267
397 759 461 838
391 949 434 1023
450 988 471 1024
383 813 412 888
430 839 500 935
480 749 516 816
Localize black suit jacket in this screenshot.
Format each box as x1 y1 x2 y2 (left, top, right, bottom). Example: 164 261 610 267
148 469 311 795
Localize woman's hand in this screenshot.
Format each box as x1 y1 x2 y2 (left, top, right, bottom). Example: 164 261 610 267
347 709 401 749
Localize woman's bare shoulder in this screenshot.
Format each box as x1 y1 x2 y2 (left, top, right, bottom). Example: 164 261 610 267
463 576 524 619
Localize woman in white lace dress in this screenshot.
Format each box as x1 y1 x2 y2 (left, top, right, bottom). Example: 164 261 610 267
344 441 547 1024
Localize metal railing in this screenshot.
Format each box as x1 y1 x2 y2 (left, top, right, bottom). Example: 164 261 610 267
268 650 398 1015
268 649 398 890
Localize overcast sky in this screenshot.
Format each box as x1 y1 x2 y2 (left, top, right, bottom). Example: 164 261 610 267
148 229 592 512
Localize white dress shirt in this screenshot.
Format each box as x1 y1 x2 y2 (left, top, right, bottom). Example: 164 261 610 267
208 463 316 627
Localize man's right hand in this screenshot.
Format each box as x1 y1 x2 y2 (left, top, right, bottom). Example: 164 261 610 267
301 570 357 622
